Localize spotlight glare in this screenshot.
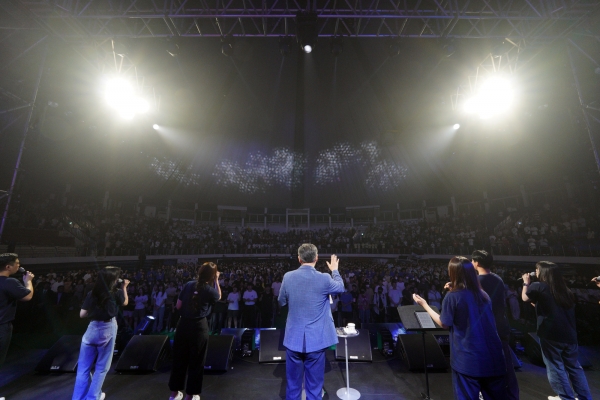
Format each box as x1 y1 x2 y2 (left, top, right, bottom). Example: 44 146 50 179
153 124 159 130
453 123 460 130
463 76 514 118
303 45 312 54
103 77 151 119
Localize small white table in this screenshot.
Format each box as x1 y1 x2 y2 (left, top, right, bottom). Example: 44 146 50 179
336 329 361 400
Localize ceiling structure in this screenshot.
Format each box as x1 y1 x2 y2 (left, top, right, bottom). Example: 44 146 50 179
0 0 598 40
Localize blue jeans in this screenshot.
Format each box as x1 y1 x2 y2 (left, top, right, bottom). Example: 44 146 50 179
153 306 165 332
72 319 117 400
540 338 592 400
285 347 326 400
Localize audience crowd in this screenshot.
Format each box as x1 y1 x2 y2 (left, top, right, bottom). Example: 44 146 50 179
22 257 600 344
3 193 599 259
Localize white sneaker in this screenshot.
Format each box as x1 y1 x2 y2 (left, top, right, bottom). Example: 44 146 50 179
548 397 560 400
192 396 200 400
169 392 183 400
100 393 106 400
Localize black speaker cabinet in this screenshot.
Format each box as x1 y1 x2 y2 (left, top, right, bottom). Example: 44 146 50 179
259 329 286 363
220 328 250 351
335 329 372 362
35 335 82 372
115 335 170 372
205 335 235 372
397 333 447 371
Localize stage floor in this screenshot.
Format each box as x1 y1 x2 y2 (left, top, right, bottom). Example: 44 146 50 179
1 346 600 400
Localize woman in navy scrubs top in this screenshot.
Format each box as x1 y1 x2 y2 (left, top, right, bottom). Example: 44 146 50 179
413 256 507 400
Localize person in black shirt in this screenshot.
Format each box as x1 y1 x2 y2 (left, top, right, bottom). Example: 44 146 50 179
0 253 34 367
72 266 129 400
168 262 221 400
472 250 519 400
522 261 592 400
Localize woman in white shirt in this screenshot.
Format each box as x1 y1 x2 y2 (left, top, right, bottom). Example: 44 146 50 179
152 284 168 332
226 286 241 328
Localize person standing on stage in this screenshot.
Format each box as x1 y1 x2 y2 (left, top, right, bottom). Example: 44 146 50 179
472 250 519 399
73 266 129 400
0 253 34 367
522 262 592 400
278 244 345 400
413 256 507 400
168 262 221 400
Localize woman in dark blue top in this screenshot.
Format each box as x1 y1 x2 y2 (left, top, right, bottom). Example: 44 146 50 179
413 256 506 400
168 262 221 400
522 261 591 400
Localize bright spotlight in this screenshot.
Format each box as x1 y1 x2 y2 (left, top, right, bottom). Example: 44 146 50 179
453 123 460 130
303 45 312 54
153 124 159 130
103 77 151 119
464 76 514 118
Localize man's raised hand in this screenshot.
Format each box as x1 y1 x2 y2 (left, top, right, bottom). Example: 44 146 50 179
326 255 339 271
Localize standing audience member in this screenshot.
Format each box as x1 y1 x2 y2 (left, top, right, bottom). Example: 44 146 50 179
522 262 592 400
152 284 168 332
72 267 129 400
472 250 519 400
242 283 258 328
168 262 221 400
227 286 241 328
0 253 34 367
133 288 148 329
413 256 507 400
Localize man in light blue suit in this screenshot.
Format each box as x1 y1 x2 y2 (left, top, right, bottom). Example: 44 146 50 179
278 244 346 400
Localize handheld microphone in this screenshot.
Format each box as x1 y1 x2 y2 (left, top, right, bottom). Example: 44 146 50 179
18 267 26 274
518 272 536 281
592 276 600 283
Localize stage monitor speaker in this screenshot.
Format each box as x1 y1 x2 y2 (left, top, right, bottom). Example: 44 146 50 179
205 335 235 372
525 333 592 369
115 335 170 372
397 333 447 371
35 335 82 373
432 332 450 357
220 328 248 351
335 328 372 362
259 329 286 363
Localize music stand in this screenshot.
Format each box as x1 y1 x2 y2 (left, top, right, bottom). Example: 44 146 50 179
398 305 443 400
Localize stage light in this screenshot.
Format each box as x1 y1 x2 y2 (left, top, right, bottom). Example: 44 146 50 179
221 37 234 57
103 77 151 119
153 124 159 130
453 123 460 130
296 12 318 54
464 75 514 119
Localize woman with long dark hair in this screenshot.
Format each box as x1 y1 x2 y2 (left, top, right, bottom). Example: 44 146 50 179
413 256 506 400
168 262 221 400
72 266 129 400
522 261 592 400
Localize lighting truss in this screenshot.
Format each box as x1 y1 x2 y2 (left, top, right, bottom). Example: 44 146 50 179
1 0 598 40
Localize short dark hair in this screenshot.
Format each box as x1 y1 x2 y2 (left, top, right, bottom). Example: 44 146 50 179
471 250 493 269
0 253 18 269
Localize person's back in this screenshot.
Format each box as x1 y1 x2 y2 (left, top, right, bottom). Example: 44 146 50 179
478 273 510 341
527 281 576 344
281 265 344 352
442 289 505 378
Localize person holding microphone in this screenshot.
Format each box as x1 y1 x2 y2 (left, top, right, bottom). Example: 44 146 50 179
72 266 129 400
522 262 592 400
168 262 221 400
0 253 34 367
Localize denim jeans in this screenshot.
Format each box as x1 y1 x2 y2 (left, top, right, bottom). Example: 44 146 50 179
153 306 165 332
72 318 118 400
540 338 592 400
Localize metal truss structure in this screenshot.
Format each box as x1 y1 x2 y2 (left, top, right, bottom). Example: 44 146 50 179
0 0 599 40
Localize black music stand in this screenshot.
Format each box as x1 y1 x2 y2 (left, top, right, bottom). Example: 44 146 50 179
398 305 443 400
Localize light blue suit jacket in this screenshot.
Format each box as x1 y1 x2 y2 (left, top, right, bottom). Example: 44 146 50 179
278 265 345 353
